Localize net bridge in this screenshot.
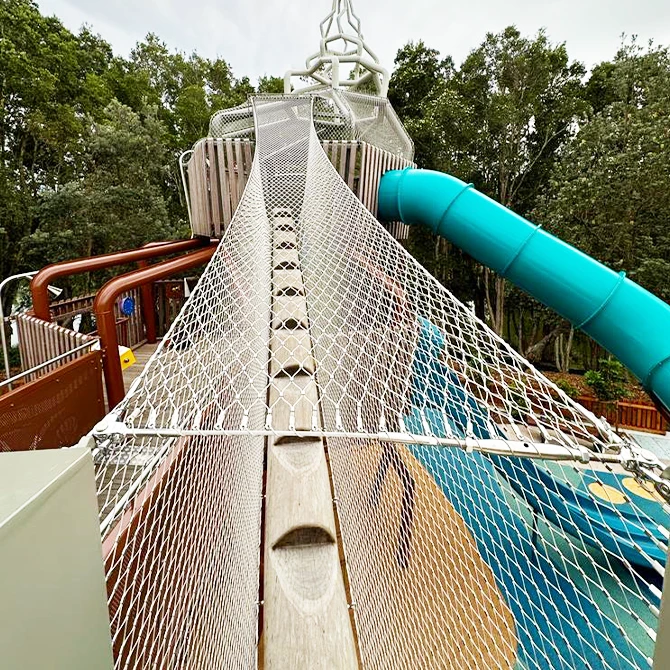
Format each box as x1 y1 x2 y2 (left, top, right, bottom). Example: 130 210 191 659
8 2 670 669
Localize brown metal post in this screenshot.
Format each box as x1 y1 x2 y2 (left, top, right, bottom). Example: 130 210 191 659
30 238 209 321
136 240 203 344
137 261 157 344
139 241 177 343
94 245 217 408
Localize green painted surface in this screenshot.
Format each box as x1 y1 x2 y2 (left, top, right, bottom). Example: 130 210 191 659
0 448 113 669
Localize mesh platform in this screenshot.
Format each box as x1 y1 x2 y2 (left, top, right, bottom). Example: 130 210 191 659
93 94 668 669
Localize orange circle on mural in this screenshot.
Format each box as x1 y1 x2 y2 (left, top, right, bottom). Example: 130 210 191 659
588 482 627 505
622 477 664 502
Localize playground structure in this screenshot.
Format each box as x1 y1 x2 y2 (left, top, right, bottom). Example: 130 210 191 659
1 1 670 668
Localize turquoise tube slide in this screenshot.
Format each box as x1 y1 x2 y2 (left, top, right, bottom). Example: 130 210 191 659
378 168 670 414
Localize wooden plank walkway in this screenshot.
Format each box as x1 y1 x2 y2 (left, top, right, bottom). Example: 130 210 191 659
123 342 160 391
102 341 160 413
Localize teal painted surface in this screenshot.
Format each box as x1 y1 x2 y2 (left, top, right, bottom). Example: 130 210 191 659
378 168 670 413
407 318 658 668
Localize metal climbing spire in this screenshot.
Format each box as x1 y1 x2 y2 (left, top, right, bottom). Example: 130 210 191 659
284 0 390 96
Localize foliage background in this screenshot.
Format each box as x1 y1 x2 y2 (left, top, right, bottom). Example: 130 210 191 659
1 0 668 384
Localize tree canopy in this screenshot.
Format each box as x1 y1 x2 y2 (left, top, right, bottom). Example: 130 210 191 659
0 0 277 312
1 1 668 380
536 42 670 301
388 31 670 375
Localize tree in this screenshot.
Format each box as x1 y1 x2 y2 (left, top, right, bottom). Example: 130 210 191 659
503 287 570 363
110 35 261 220
258 75 285 95
25 101 181 296
388 41 454 167
388 42 485 313
536 41 670 304
446 27 587 335
1 0 286 317
120 35 257 151
389 29 587 337
584 359 630 402
0 0 116 315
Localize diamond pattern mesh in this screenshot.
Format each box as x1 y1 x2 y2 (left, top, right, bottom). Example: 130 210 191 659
93 95 667 669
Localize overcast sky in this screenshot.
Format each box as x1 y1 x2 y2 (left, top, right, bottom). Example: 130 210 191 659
37 0 670 83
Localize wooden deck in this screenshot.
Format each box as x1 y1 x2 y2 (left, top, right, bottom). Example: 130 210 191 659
101 341 160 413
123 342 160 391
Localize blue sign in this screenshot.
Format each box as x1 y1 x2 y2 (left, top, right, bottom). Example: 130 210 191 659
120 296 136 316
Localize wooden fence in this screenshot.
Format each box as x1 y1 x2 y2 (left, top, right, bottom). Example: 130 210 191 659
576 396 669 434
22 281 189 361
184 138 414 240
351 141 413 240
113 288 146 349
185 138 254 237
155 279 189 337
41 288 147 351
15 314 97 382
49 294 97 323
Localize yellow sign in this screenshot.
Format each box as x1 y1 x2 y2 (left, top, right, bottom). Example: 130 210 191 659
119 346 136 370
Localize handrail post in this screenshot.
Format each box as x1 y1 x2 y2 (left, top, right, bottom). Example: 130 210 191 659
30 238 208 322
137 260 157 344
94 244 217 408
96 305 125 407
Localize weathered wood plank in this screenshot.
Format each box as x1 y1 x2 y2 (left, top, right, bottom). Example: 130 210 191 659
264 232 358 667
338 140 347 179
225 140 238 218
187 141 209 237
274 230 298 248
269 330 316 376
243 139 253 179
273 249 301 269
271 296 309 330
216 139 232 229
208 139 223 237
234 138 245 202
14 314 96 382
273 270 305 296
347 143 357 191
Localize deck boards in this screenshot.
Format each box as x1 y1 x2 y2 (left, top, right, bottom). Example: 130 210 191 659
122 342 160 390
100 342 160 413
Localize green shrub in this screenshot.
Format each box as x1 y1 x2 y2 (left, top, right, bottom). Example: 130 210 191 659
555 378 580 399
509 381 530 421
584 359 630 402
8 345 21 369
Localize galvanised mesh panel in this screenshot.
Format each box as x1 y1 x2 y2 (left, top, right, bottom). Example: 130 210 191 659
208 91 413 161
100 432 263 669
208 101 255 140
92 95 667 669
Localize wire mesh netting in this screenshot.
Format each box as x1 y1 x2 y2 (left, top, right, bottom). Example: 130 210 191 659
99 432 264 668
338 90 414 158
209 92 413 157
209 101 255 140
92 94 668 669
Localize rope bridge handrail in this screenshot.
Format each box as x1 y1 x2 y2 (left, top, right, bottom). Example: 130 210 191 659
91 94 668 670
